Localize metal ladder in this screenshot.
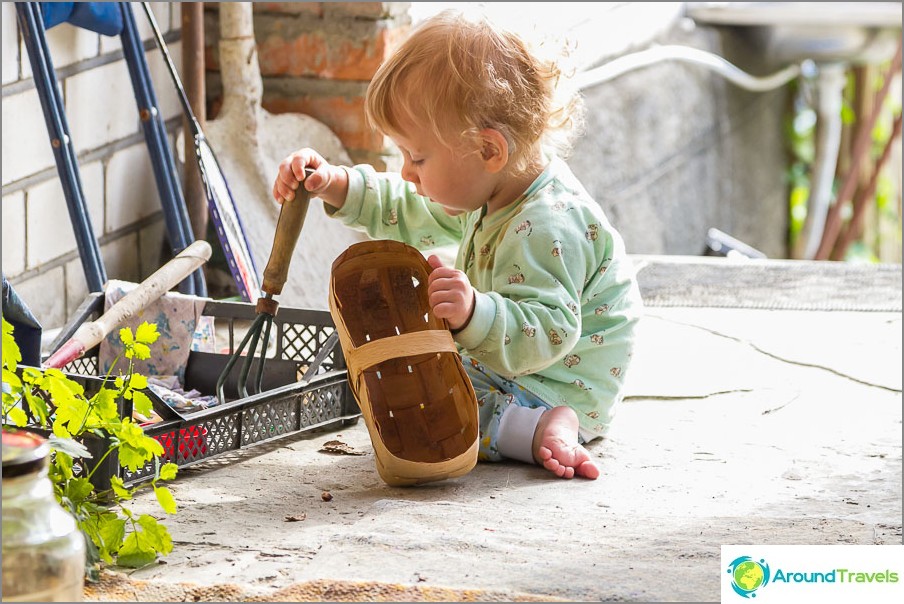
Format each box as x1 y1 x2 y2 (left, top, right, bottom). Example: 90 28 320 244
14 2 206 296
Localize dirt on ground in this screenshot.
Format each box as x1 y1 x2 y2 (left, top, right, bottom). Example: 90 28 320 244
103 306 901 602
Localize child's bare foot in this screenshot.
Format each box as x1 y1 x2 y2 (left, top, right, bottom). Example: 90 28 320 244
532 406 600 480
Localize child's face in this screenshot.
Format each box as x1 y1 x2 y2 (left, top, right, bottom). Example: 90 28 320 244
390 120 498 216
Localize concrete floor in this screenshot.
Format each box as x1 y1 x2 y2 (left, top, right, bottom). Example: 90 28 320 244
105 261 901 602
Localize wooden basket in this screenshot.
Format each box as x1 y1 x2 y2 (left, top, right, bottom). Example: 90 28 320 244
329 240 479 486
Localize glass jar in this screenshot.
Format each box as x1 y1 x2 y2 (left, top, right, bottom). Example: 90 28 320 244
2 429 85 602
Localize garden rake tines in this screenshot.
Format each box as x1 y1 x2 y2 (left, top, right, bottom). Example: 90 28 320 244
215 169 314 404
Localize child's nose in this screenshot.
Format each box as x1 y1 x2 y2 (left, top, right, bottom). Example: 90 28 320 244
401 160 419 185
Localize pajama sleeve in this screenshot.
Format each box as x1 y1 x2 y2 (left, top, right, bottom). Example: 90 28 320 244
327 164 465 250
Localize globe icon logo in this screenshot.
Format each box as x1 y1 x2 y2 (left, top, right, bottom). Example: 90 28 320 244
726 556 771 598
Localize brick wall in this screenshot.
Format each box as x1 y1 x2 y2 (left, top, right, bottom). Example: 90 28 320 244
204 2 410 169
1 3 182 330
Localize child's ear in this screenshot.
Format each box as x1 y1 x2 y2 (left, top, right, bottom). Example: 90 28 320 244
479 129 509 173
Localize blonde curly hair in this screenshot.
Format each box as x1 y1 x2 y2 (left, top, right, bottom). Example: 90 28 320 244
365 9 583 175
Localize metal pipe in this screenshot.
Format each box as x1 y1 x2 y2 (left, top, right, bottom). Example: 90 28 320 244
792 62 847 260
182 2 209 242
574 44 802 92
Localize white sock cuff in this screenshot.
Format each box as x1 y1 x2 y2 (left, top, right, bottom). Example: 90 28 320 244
496 405 546 464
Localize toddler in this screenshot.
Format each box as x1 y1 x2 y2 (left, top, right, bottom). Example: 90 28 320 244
273 9 643 480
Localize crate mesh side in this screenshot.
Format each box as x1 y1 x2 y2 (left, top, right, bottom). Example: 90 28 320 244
301 383 345 426
123 457 161 484
63 356 97 375
149 431 181 464
193 415 239 460
242 397 298 446
282 324 338 372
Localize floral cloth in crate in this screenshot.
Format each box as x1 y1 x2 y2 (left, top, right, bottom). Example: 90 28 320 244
97 280 217 413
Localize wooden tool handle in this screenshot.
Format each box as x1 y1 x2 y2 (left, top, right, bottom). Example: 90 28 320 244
95 240 212 336
43 240 212 369
261 169 314 296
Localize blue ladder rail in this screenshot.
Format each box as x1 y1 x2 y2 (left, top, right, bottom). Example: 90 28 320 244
14 2 207 297
15 2 107 293
118 2 206 296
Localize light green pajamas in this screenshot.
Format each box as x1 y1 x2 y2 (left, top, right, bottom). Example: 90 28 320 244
327 155 643 456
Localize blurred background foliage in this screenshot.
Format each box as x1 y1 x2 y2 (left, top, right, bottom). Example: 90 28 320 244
786 56 902 263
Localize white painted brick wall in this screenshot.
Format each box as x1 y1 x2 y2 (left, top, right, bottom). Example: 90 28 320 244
2 190 26 275
95 3 182 123
24 160 105 269
25 177 78 267
138 217 167 278
18 37 31 80
65 60 140 153
80 160 106 235
100 231 140 284
64 257 90 320
1 87 57 184
148 45 184 124
13 266 66 328
17 7 31 82
99 2 171 55
62 47 183 156
45 22 100 69
105 143 162 233
1 3 18 84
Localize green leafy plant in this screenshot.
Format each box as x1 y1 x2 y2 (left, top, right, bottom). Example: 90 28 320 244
1 317 178 580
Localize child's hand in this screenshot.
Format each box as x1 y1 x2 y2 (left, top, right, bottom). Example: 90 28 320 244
426 255 475 332
273 148 346 208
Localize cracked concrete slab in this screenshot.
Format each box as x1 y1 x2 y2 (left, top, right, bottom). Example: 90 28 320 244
642 308 901 392
105 300 902 602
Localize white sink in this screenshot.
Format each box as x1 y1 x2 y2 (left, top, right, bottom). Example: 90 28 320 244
686 2 902 64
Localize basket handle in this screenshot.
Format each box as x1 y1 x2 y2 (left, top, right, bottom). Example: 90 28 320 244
344 330 458 389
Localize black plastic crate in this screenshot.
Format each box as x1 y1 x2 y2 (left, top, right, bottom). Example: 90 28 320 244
40 294 359 488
